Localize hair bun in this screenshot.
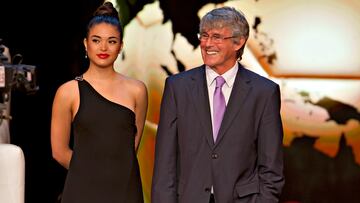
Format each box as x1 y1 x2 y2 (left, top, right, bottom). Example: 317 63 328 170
93 1 119 19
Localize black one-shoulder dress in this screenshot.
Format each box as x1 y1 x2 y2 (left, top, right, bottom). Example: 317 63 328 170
61 76 143 203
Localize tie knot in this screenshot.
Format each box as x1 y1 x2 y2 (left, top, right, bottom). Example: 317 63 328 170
215 76 226 88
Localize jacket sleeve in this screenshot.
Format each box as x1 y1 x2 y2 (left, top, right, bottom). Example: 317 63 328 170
151 77 178 203
257 84 285 202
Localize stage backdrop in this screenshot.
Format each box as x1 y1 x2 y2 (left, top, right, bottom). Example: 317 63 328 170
110 0 360 202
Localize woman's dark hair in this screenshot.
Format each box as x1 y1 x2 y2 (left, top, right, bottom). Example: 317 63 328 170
86 2 123 42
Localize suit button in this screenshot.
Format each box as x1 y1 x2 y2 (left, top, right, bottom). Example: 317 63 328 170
211 153 218 159
205 187 211 192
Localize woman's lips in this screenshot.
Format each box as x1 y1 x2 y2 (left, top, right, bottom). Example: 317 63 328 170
97 54 110 59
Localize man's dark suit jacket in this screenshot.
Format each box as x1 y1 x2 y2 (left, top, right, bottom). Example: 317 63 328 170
152 64 285 203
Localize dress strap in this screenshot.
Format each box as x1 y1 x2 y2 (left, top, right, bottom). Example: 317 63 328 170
75 75 84 81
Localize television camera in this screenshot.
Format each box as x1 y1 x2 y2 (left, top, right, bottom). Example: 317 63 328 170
0 38 39 132
0 39 38 96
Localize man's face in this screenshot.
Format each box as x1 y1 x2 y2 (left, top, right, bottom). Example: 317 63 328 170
199 27 243 74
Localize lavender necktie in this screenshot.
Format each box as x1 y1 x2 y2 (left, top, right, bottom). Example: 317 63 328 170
213 76 226 141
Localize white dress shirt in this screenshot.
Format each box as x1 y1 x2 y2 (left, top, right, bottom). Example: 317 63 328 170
206 63 239 127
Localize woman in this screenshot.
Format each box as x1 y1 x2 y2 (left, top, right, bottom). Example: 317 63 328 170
51 2 147 202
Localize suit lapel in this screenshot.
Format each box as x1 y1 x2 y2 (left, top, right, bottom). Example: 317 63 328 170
215 64 252 147
188 66 215 147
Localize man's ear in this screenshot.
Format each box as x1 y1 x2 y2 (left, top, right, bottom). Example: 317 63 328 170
235 37 246 51
239 37 246 48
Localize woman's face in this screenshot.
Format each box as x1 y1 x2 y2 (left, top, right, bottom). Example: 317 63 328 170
84 22 122 69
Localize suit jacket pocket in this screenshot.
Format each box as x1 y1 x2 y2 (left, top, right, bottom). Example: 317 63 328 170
234 180 259 198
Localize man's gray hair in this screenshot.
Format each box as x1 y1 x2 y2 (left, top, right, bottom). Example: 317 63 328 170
200 6 250 60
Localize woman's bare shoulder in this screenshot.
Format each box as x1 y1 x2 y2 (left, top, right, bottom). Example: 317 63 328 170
54 79 79 100
122 75 147 92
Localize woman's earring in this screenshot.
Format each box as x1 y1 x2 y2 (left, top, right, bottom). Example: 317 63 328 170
85 50 88 58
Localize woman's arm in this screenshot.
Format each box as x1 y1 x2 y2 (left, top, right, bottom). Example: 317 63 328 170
51 82 76 169
133 81 148 152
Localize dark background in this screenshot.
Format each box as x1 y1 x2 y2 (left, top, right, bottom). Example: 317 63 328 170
1 1 102 202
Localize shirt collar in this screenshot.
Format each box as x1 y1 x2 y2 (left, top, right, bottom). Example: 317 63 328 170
206 63 238 88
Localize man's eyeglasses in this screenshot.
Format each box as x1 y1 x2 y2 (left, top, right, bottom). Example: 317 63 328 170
197 33 237 43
